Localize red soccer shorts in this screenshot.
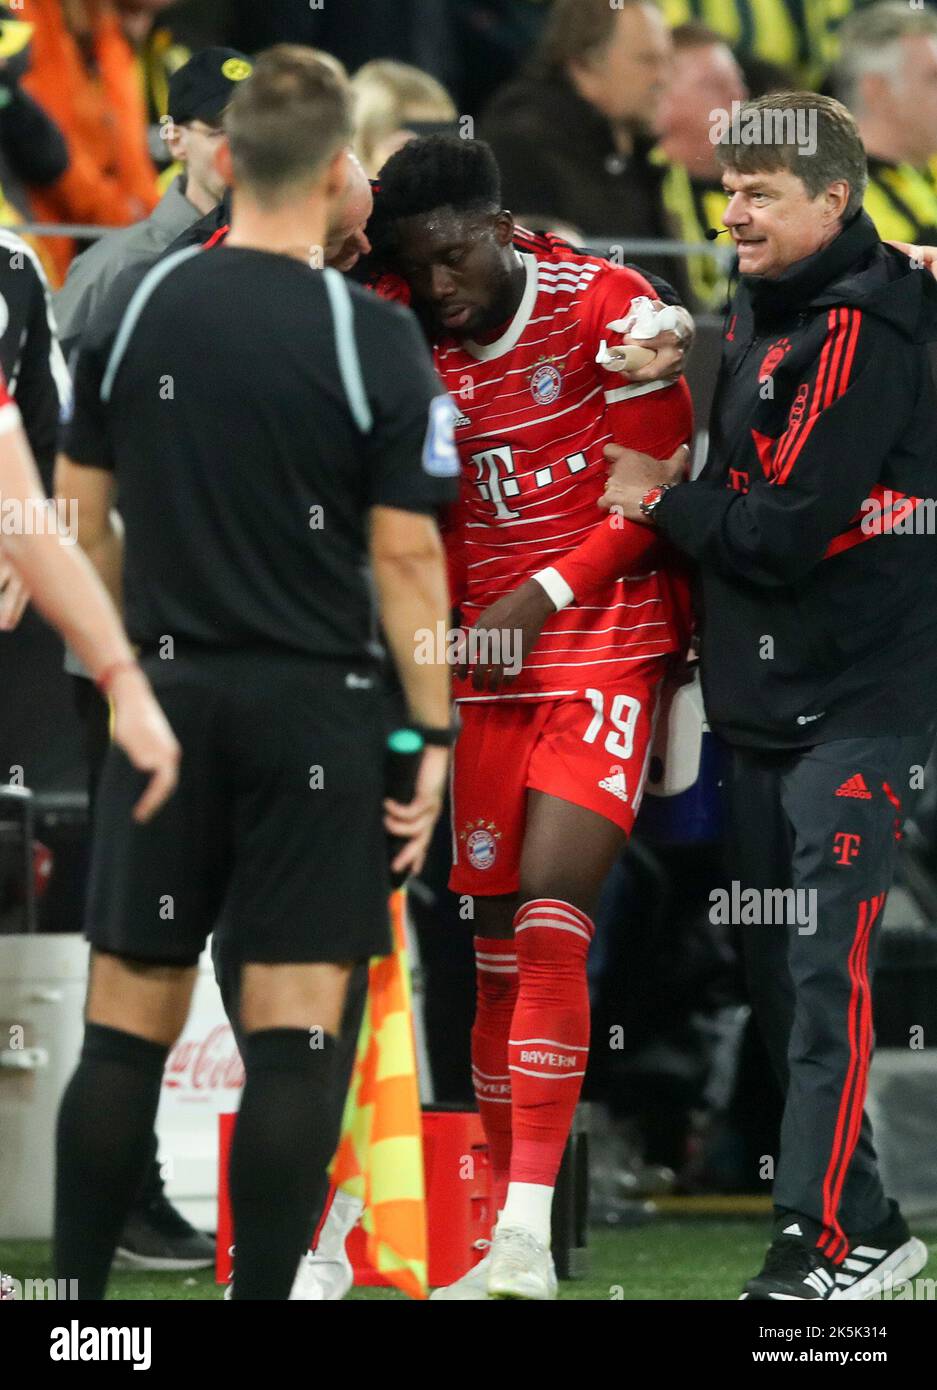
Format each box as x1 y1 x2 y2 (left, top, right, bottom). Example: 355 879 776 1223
449 668 664 897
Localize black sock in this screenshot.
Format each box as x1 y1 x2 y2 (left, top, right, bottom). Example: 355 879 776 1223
230 1027 338 1300
54 1023 169 1299
214 947 367 1250
307 963 369 1244
133 1131 166 1207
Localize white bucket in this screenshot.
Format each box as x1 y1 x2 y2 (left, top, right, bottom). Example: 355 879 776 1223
0 935 240 1238
0 934 88 1239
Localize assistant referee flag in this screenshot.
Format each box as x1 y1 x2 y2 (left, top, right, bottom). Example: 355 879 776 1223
330 891 428 1299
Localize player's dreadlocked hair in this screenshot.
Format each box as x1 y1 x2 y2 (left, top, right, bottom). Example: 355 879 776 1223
368 135 502 264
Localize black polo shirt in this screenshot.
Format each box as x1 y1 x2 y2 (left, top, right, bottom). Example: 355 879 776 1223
64 244 458 664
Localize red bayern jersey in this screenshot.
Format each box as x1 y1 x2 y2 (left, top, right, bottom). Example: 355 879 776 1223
437 244 693 701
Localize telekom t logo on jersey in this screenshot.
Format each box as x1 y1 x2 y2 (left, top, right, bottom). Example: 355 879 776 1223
833 831 862 865
472 446 522 519
470 445 589 520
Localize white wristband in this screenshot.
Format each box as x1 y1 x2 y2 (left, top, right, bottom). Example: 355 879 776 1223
533 566 575 611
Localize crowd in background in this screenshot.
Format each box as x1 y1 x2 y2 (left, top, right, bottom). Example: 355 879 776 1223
4 0 937 308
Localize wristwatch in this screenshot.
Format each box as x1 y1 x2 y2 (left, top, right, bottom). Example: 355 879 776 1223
415 714 462 748
639 483 673 523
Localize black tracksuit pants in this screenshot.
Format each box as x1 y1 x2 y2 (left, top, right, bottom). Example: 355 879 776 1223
726 733 930 1262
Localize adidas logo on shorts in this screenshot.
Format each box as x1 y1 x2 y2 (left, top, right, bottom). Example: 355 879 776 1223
599 770 629 803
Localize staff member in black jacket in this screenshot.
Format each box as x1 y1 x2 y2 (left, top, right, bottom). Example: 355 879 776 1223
599 91 937 1301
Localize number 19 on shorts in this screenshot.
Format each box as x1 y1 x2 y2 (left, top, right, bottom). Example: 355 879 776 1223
582 688 642 759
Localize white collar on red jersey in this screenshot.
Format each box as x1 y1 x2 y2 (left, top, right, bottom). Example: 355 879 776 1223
462 252 537 362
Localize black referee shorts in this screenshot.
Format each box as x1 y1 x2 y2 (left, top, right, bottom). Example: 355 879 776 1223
86 648 391 966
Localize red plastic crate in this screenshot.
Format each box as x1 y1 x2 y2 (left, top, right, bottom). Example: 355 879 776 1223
216 1111 236 1286
217 1109 493 1291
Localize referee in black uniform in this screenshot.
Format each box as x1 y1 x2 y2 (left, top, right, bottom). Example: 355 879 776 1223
601 93 937 1300
53 47 457 1301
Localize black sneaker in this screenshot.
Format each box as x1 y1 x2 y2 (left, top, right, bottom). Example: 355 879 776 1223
834 1200 929 1300
740 1231 838 1301
114 1194 215 1271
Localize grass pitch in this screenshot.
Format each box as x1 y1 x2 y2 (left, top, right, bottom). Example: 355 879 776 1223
3 1217 936 1300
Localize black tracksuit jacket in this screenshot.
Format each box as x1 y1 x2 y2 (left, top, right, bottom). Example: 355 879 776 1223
656 210 937 748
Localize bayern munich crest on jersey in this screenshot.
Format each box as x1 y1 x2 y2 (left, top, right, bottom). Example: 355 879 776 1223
529 360 563 405
460 818 502 870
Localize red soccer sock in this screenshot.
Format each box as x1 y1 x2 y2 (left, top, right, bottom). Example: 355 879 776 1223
471 936 519 1214
507 898 593 1190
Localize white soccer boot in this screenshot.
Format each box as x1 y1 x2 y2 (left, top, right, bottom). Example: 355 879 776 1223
289 1247 354 1301
224 1192 361 1300
289 1191 362 1301
486 1225 558 1300
429 1243 493 1300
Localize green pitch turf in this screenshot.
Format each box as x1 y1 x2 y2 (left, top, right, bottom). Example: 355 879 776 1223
3 1218 936 1300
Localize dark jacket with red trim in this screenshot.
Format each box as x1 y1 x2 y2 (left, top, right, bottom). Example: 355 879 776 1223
656 210 937 748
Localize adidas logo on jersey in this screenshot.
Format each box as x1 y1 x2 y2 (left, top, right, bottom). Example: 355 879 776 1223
835 774 872 799
599 770 629 803
453 410 471 428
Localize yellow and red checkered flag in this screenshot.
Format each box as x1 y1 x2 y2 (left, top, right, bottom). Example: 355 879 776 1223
329 889 427 1298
